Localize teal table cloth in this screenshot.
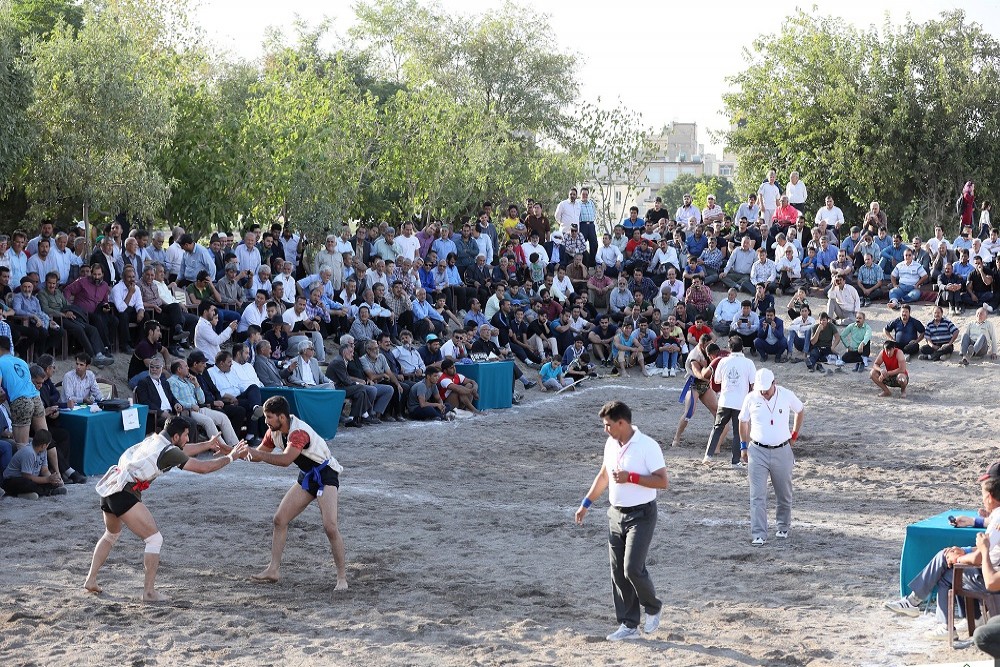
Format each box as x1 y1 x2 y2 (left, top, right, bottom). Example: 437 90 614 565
260 386 345 440
61 405 150 476
899 509 983 596
460 361 513 410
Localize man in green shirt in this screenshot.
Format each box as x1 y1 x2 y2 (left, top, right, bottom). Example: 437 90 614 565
839 311 873 372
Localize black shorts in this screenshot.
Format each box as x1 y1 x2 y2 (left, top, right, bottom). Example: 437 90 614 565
297 467 340 497
100 491 140 517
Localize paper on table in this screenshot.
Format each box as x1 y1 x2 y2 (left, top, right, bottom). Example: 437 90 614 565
121 408 140 431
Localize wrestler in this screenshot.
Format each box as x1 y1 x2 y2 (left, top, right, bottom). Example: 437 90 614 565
248 396 348 591
670 334 725 448
84 417 248 601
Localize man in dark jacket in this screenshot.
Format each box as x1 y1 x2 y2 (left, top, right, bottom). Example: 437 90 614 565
188 350 248 437
133 356 180 433
325 344 374 427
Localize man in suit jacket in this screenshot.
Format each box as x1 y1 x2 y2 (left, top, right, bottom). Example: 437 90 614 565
287 340 334 387
252 340 289 387
325 344 374 427
133 356 180 433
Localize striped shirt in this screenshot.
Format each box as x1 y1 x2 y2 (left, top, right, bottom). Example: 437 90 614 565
925 318 959 345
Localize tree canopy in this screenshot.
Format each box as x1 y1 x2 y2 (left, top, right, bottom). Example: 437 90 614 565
723 9 1000 238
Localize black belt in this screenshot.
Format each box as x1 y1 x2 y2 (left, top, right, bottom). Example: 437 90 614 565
752 441 789 449
613 500 655 513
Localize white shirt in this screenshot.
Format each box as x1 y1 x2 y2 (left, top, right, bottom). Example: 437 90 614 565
815 204 844 228
927 236 948 256
553 274 574 297
602 427 665 507
272 273 296 305
280 233 301 266
786 179 807 205
650 247 679 273
774 254 801 278
521 241 548 266
757 182 781 211
235 244 261 274
232 361 261 391
659 278 684 302
554 198 582 234
739 386 804 446
396 234 421 261
150 376 172 412
195 317 233 363
239 302 267 333
715 352 756 409
208 366 243 397
891 260 927 286
110 281 144 313
283 307 310 328
595 244 623 267
714 298 741 325
674 205 701 225
827 283 861 312
165 242 185 275
788 315 816 335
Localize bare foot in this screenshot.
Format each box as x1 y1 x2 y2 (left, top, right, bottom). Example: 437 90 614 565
142 590 171 603
84 580 102 594
669 440 679 448
899 391 907 399
878 391 891 397
251 569 280 582
334 578 348 591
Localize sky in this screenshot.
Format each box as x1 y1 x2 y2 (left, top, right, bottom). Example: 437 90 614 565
193 1 1000 155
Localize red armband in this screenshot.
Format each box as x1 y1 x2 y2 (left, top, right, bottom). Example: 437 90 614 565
628 472 640 484
791 431 799 443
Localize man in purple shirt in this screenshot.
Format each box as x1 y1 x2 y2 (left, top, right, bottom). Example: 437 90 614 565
64 263 116 355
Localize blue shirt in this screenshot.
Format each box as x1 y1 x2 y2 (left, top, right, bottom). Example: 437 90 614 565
0 353 39 402
686 235 708 258
885 316 925 346
179 244 215 282
579 200 597 223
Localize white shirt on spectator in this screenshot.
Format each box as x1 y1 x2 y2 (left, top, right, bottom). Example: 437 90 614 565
554 198 582 234
715 352 756 410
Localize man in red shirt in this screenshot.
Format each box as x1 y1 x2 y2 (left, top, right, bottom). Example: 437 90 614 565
686 316 714 348
772 195 800 228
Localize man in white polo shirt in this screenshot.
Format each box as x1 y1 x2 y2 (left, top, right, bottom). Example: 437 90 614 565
704 337 757 467
739 368 805 546
575 400 668 642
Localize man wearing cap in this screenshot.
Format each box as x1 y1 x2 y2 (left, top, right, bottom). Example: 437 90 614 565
885 466 1000 641
575 400 667 642
738 367 804 546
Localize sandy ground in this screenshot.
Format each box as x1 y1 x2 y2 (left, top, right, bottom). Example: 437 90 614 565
1 299 997 666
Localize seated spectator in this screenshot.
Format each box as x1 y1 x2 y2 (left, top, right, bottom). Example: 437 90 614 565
13 275 60 357
888 248 928 308
392 329 426 383
325 343 375 427
39 270 112 366
408 365 452 421
826 275 860 325
2 430 65 499
960 307 998 366
194 301 237 362
438 358 482 415
360 339 407 421
713 289 741 336
134 356 182 433
884 471 1000 641
884 304 925 357
936 261 965 314
684 275 714 323
749 247 777 293
287 339 334 388
167 358 238 446
919 306 959 362
208 350 264 435
253 340 290 387
263 313 290 359
964 255 995 311
539 355 574 391
611 321 642 378
870 339 908 398
418 333 444 368
656 318 684 377
344 340 393 423
730 300 760 351
839 311 873 371
751 283 774 319
283 294 327 362
128 319 171 389
807 312 840 372
754 308 786 363
62 352 103 406
30 357 83 484
774 245 800 295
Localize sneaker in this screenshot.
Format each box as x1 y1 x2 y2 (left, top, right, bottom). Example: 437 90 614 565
790 357 803 364
52 487 68 496
731 461 747 469
775 530 788 539
251 405 264 421
668 368 676 377
661 368 670 378
17 492 39 500
644 611 661 634
815 362 824 373
606 624 641 642
641 365 651 377
759 354 768 362
883 597 921 617
522 380 537 390
923 623 954 641
987 304 995 313
853 362 863 372
702 455 713 464
751 537 766 546
918 354 930 360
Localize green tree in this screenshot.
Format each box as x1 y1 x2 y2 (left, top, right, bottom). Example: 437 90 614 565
658 175 737 217
6 0 83 38
574 100 656 233
723 9 1000 238
23 0 175 232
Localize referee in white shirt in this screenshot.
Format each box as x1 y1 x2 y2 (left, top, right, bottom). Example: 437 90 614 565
738 368 805 546
575 400 668 641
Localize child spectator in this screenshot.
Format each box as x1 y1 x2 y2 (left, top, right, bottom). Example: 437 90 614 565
2 430 65 499
539 356 574 391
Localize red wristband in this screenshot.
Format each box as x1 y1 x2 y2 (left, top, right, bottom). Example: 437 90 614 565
791 431 799 442
628 472 640 484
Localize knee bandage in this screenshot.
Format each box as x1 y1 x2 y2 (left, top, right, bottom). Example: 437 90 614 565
102 530 121 545
144 532 163 555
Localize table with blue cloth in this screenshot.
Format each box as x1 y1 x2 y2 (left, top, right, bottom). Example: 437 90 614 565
899 509 984 596
260 386 344 440
61 405 150 476
460 361 513 410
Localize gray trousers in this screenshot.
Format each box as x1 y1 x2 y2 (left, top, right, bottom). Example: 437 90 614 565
909 549 998 621
608 502 662 629
961 332 990 358
706 406 741 463
721 272 752 294
748 443 794 540
973 614 1000 659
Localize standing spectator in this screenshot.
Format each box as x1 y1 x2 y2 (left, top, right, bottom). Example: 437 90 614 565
705 337 757 466
757 170 781 225
554 187 581 235
785 171 807 213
